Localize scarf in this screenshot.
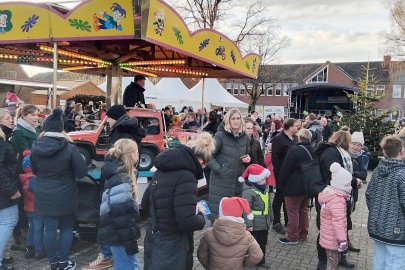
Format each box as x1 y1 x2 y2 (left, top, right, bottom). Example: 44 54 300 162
337 147 353 174
349 148 364 159
17 118 37 134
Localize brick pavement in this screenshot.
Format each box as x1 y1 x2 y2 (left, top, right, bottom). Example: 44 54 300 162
8 177 373 270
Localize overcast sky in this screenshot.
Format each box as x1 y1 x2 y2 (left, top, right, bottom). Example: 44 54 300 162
20 0 391 76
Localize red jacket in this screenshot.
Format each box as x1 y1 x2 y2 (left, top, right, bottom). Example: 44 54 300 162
264 154 276 186
20 173 34 213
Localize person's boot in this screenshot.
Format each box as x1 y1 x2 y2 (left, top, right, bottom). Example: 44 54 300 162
272 223 286 234
338 255 355 269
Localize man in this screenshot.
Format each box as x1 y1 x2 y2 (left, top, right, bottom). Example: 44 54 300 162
320 117 332 142
306 113 323 148
271 118 297 234
163 106 172 129
196 108 207 127
123 75 146 108
366 135 405 270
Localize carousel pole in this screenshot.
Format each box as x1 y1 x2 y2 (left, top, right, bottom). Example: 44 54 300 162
201 78 205 128
52 42 58 109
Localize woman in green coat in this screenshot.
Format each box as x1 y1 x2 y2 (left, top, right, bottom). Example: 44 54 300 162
10 104 41 171
208 108 250 221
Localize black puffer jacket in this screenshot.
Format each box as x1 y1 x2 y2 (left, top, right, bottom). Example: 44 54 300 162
0 140 19 210
271 131 296 179
109 115 146 147
123 82 146 107
98 156 141 254
141 144 205 233
277 142 314 196
31 135 87 216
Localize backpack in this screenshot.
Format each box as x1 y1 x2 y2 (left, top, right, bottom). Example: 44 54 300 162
298 145 325 200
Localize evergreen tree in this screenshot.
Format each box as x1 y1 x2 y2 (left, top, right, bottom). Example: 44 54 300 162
337 63 395 167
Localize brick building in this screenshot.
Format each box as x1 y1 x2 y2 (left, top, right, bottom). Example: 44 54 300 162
226 56 405 120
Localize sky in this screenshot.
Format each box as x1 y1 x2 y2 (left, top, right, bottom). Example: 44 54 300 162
19 0 391 76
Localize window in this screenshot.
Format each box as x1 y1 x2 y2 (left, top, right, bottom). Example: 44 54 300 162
226 83 232 94
138 117 160 135
267 84 273 96
6 71 17 79
233 88 238 95
227 88 232 94
393 85 402 98
283 84 289 96
240 84 246 95
275 84 282 96
376 85 385 96
308 67 327 83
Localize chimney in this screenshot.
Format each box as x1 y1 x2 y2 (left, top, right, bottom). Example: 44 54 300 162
383 55 391 70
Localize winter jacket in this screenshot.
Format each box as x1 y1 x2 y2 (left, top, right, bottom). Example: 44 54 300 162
0 140 19 210
31 134 87 216
141 144 205 233
271 131 296 180
366 159 405 246
307 121 323 148
322 125 333 142
264 154 276 186
242 183 272 230
109 114 146 148
98 156 140 254
262 121 272 143
319 186 350 251
277 142 314 196
208 123 250 220
248 137 265 168
203 121 219 136
197 218 263 270
123 81 146 107
10 119 41 172
0 125 13 141
183 120 200 130
20 173 35 212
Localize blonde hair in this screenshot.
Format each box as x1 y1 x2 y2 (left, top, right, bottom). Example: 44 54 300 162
0 108 10 124
328 130 351 151
0 128 5 141
107 139 139 198
15 104 38 123
223 108 245 134
297 129 312 142
187 132 215 164
171 115 182 126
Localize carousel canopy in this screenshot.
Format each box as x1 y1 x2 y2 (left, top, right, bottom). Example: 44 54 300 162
0 0 260 79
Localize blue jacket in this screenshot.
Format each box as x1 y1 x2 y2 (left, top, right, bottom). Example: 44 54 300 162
98 156 141 255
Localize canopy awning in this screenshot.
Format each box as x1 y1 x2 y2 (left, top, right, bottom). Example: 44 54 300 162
288 83 358 94
0 78 69 89
0 0 260 79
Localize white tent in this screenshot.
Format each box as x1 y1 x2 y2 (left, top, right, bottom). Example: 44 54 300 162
155 78 201 109
189 79 249 109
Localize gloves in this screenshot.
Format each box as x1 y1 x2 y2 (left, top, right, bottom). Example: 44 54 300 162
338 241 348 254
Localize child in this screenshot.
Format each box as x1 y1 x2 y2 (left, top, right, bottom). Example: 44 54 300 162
239 164 272 269
98 139 141 270
319 163 352 270
182 112 199 130
197 197 263 270
19 150 45 260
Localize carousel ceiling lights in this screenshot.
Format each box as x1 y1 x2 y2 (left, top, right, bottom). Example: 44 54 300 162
39 45 111 65
119 59 186 67
62 66 96 71
142 66 209 76
121 67 157 77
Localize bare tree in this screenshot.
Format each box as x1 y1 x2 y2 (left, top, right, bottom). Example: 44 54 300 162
386 0 405 57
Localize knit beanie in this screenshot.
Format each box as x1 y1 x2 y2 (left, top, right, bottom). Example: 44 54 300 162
43 108 64 133
106 105 126 120
219 197 254 220
238 164 270 183
330 162 352 193
351 132 365 145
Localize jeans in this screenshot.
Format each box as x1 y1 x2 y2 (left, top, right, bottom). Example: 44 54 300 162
110 246 139 270
42 214 75 264
373 240 405 270
285 196 309 241
26 213 44 254
0 205 18 266
272 190 288 225
101 244 113 260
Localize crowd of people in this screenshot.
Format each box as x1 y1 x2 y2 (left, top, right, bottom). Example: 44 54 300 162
1 98 405 270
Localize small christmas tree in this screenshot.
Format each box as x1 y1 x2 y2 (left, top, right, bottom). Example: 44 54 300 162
337 63 395 168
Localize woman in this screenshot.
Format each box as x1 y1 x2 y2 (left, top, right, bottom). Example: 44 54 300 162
315 131 362 270
245 118 265 167
98 139 141 270
0 109 13 141
72 103 84 131
142 132 215 270
0 118 20 270
10 104 40 171
203 111 219 136
63 101 75 132
277 129 313 245
31 109 87 270
208 108 251 221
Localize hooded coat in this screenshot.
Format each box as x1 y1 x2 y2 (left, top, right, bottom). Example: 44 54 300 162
242 182 272 230
109 114 146 148
31 135 87 216
98 156 141 255
319 186 350 251
208 123 250 220
366 159 405 246
142 144 205 270
197 218 263 270
123 82 146 107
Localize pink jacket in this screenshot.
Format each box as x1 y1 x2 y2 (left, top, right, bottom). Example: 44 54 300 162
318 186 350 251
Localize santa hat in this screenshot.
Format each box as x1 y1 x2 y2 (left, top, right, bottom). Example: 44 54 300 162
238 164 270 183
219 197 254 220
351 132 365 145
330 163 352 192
